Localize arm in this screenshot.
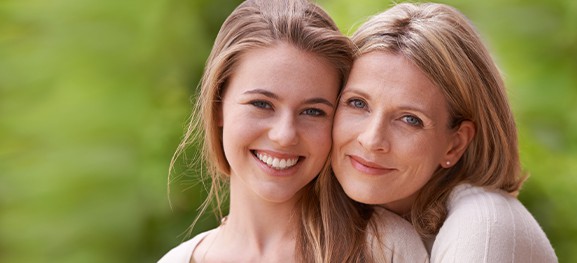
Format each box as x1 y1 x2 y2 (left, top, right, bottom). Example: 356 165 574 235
430 185 557 263
370 208 429 263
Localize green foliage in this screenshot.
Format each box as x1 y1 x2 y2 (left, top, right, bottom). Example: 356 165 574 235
0 0 575 262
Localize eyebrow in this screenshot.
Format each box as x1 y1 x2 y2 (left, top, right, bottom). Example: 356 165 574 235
243 89 278 99
341 88 371 99
398 105 431 118
305 98 334 108
343 87 432 119
243 89 334 108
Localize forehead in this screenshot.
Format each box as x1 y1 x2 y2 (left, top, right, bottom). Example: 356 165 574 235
345 51 451 122
350 52 445 103
226 43 340 97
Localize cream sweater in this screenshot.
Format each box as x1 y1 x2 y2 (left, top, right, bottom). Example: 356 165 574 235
428 184 557 263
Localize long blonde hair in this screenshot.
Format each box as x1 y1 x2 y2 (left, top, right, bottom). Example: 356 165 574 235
170 0 354 261
352 2 525 237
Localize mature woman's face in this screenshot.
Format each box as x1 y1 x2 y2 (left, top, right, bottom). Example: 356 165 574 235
331 51 457 214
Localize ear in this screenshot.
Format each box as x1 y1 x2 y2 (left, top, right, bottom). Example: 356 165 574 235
441 120 475 168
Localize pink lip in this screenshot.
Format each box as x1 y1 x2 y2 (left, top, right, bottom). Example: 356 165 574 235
348 155 395 176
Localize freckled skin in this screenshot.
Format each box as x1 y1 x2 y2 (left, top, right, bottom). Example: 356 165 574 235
221 43 340 204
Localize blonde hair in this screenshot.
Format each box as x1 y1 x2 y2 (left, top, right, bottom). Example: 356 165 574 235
170 0 354 261
352 2 525 237
317 165 379 262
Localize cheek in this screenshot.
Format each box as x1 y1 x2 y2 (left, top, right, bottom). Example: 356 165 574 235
222 114 263 147
304 121 332 155
332 111 358 145
402 140 442 180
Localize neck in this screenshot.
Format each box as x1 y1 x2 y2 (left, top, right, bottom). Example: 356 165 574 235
222 176 302 251
382 193 416 217
194 175 305 263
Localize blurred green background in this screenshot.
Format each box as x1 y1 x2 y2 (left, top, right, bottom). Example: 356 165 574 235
1 0 575 262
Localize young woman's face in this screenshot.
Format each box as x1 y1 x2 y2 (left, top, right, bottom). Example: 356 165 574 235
220 43 339 204
331 51 455 214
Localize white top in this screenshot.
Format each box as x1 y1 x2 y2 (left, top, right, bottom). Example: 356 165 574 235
158 209 428 262
157 229 214 263
429 184 557 263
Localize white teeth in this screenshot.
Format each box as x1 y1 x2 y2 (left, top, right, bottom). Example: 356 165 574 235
256 152 299 170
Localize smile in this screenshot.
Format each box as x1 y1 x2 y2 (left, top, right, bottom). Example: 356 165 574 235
348 155 395 175
254 151 300 170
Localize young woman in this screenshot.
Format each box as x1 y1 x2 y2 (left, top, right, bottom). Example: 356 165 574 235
159 0 427 262
331 2 557 262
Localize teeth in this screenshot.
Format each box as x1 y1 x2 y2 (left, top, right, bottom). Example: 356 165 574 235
256 152 299 170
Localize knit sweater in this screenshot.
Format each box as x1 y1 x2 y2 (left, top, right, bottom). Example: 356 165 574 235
428 184 557 262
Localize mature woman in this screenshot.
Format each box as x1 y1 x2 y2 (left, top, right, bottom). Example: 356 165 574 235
331 3 557 262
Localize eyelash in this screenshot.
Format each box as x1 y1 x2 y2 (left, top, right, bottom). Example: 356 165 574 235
302 108 326 117
250 100 272 109
345 98 368 110
344 97 424 127
401 115 423 127
249 100 326 117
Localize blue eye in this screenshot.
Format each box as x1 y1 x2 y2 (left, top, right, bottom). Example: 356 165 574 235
402 115 423 127
347 98 367 109
302 108 325 116
251 100 272 109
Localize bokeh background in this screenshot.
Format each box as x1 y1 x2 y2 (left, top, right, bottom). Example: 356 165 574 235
1 0 575 262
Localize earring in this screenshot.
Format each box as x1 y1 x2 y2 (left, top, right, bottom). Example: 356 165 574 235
446 161 451 166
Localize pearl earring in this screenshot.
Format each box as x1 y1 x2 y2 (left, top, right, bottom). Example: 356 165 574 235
446 161 451 166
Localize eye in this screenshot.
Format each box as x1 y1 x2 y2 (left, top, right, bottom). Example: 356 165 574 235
346 98 368 110
402 115 423 127
302 108 326 117
250 100 272 109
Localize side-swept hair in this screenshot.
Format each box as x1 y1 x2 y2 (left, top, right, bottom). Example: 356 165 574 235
352 2 525 237
170 0 354 261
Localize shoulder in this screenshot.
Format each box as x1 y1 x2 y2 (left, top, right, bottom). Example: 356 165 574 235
370 208 429 263
157 229 216 263
431 184 557 262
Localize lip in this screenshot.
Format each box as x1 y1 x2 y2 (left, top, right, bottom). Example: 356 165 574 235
348 154 395 176
251 149 304 176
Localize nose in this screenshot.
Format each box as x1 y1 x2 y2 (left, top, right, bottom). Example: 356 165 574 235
268 112 299 147
357 117 389 152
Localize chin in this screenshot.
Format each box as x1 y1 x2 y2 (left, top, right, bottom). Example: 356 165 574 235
355 196 386 205
341 185 384 205
258 188 303 203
